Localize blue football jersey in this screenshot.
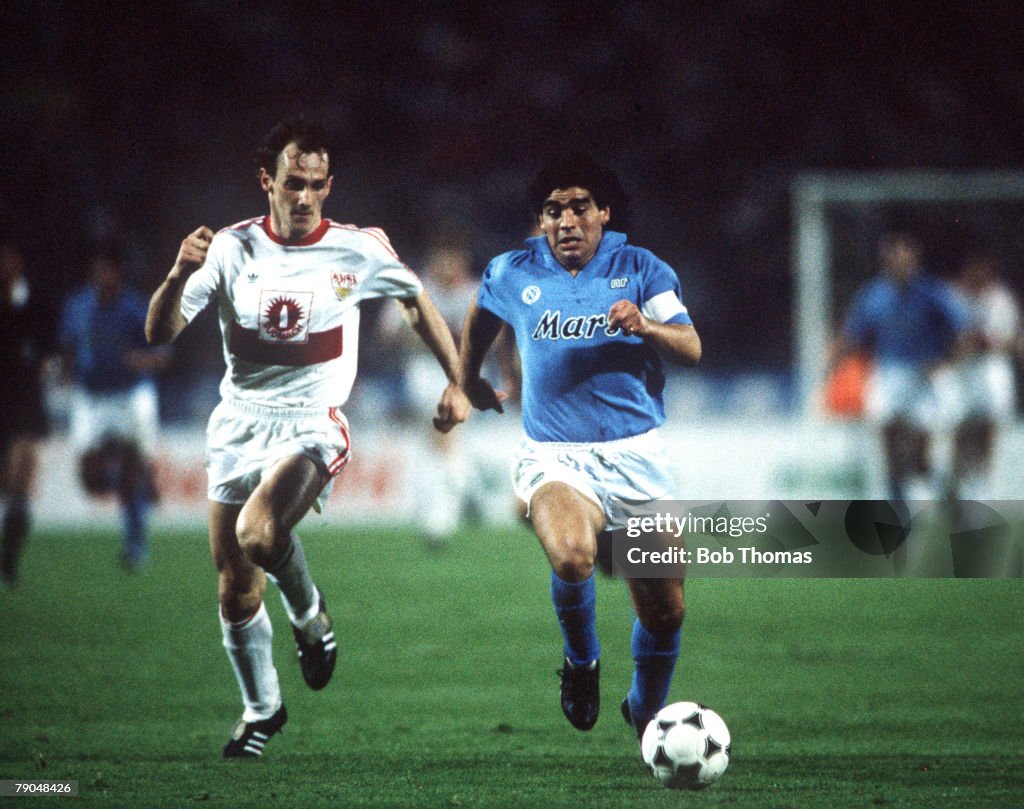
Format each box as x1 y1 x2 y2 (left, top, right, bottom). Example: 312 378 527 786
477 231 693 442
843 273 969 366
59 286 155 393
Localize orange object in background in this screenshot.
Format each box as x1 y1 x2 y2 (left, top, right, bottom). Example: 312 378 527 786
823 354 871 418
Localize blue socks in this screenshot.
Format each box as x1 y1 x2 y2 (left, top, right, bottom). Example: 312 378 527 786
550 571 600 666
550 571 681 724
627 618 681 727
121 495 149 566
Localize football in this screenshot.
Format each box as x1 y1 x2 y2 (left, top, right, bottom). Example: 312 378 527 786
641 701 731 789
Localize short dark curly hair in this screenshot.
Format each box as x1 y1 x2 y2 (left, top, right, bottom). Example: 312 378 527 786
255 116 334 176
527 153 629 230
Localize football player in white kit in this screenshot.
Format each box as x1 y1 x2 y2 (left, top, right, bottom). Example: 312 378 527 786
381 237 487 545
145 118 469 757
949 252 1022 498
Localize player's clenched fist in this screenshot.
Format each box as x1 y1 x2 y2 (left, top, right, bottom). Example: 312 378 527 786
432 382 472 434
608 299 648 336
171 226 214 278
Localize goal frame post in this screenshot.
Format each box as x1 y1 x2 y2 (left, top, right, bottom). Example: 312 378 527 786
790 170 1024 416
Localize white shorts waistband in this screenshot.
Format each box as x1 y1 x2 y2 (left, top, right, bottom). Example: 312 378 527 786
521 428 660 451
220 397 345 421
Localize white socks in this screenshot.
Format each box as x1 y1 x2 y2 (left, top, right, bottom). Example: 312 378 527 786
265 534 318 626
220 602 281 722
221 536 323 720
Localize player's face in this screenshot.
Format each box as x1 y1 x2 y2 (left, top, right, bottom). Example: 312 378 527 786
0 244 25 282
427 246 472 288
538 187 610 272
960 258 993 295
260 143 333 241
89 256 123 304
879 237 920 283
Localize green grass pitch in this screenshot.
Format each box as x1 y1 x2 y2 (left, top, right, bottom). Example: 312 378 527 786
1 522 1021 808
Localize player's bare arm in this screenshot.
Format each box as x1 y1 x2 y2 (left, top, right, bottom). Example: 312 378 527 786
608 300 702 367
145 226 214 345
458 299 508 413
399 290 472 432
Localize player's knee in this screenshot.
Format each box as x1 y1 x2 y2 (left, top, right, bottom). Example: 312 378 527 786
78 447 115 495
218 572 264 623
234 511 282 567
551 543 596 583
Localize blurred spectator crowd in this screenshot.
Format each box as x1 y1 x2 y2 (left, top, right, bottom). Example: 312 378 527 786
3 1 1023 424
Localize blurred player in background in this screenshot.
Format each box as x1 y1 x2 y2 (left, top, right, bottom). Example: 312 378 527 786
59 248 168 571
382 234 520 546
458 154 701 742
145 117 468 758
947 251 1021 499
1 243 56 587
381 235 480 545
832 231 969 501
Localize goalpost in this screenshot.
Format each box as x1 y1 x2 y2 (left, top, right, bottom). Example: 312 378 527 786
790 170 1024 416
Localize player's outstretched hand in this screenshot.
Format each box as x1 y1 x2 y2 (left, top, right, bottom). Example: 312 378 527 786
433 382 472 434
463 376 508 415
171 226 214 279
607 299 649 336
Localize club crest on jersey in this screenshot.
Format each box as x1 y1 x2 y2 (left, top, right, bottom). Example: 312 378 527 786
521 285 541 305
332 271 358 300
531 309 622 341
259 290 313 342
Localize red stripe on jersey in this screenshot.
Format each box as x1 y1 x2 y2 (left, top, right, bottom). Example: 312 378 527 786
228 322 343 366
329 222 404 262
215 217 263 236
231 217 263 231
262 216 330 246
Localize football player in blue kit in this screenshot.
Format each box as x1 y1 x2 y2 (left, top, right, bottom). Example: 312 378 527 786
458 154 702 740
833 231 970 501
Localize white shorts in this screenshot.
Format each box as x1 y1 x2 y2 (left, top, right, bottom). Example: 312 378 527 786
511 429 675 532
865 363 944 427
206 398 351 512
950 356 1017 422
69 381 159 454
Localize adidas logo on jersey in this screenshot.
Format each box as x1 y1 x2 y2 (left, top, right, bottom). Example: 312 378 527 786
531 309 623 341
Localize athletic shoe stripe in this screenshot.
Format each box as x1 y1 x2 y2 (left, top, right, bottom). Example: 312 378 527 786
252 732 268 741
324 641 337 652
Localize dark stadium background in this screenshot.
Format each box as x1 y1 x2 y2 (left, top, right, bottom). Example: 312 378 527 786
3 1 1023 419
3 7 1023 805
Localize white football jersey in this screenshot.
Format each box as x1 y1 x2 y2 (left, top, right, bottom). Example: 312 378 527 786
180 216 422 409
973 284 1020 348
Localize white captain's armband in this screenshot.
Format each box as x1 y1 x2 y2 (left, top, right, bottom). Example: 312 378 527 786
641 290 688 323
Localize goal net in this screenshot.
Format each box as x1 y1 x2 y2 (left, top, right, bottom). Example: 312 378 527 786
790 170 1024 416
